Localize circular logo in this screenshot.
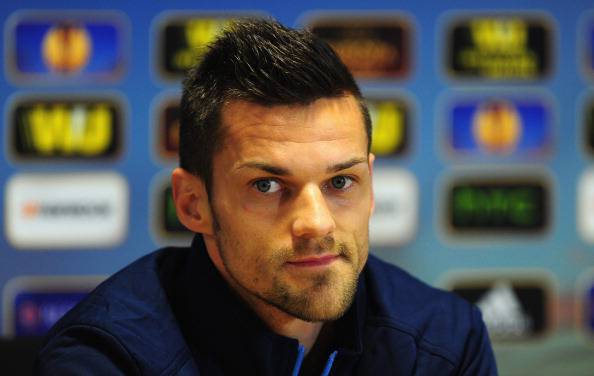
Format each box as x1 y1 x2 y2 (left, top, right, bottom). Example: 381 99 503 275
42 23 92 73
472 100 522 154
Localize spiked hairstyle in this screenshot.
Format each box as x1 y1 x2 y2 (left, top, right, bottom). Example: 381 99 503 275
179 19 371 193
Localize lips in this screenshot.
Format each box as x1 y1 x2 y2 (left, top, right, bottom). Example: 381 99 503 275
286 254 339 267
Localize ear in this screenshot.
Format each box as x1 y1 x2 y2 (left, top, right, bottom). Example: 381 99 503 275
368 153 375 216
171 167 214 236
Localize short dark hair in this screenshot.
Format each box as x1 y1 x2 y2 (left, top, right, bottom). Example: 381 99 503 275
179 18 371 192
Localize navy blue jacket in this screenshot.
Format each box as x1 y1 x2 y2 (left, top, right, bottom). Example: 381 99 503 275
36 236 497 375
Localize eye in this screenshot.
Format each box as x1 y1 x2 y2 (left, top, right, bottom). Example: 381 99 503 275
330 176 353 190
253 179 281 193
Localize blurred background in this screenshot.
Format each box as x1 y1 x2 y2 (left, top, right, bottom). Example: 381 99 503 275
1 0 593 374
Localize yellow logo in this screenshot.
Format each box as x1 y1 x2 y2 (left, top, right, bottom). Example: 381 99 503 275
470 19 527 53
452 16 547 79
19 103 114 156
369 100 406 156
172 18 230 71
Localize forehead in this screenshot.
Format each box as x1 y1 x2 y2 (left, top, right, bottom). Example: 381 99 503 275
218 96 367 155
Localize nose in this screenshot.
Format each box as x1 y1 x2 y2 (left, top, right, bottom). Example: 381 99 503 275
291 184 336 239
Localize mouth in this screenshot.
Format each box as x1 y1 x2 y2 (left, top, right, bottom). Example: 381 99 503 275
286 254 340 268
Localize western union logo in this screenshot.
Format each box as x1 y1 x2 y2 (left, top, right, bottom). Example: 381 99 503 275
12 98 121 159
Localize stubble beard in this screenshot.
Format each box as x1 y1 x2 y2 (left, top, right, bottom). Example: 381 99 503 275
264 241 360 322
211 211 361 322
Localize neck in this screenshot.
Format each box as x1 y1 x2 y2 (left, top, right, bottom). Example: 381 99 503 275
204 235 323 353
247 295 324 354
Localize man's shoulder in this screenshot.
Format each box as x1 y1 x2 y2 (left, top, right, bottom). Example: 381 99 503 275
363 255 485 366
364 254 472 318
51 247 187 328
37 247 196 375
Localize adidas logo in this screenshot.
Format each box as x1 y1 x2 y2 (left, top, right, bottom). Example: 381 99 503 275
476 281 533 339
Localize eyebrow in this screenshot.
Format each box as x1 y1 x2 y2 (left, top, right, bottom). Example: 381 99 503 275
236 162 290 176
326 157 368 173
235 157 367 176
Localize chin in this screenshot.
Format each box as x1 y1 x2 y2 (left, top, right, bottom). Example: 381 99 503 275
306 307 350 322
289 298 352 322
279 283 357 322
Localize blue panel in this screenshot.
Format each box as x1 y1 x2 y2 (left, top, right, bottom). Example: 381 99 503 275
14 21 121 75
13 292 88 336
450 100 550 154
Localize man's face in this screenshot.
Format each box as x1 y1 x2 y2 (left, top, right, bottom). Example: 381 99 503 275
208 95 374 322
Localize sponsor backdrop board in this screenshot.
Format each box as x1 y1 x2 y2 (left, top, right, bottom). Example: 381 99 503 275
1 1 593 374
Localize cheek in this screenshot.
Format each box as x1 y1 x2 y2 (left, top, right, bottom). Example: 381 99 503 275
341 214 370 271
214 188 279 241
330 180 374 210
239 191 283 217
331 195 373 227
218 228 274 278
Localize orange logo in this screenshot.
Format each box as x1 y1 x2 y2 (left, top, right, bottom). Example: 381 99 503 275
22 201 40 218
42 23 92 73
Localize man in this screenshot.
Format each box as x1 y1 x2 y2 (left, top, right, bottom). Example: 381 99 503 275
37 19 497 375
